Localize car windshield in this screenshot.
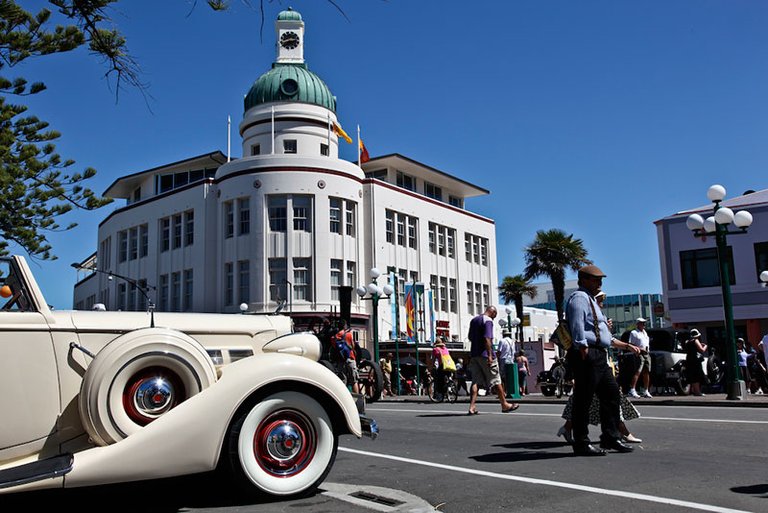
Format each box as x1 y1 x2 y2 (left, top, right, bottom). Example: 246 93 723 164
0 258 33 312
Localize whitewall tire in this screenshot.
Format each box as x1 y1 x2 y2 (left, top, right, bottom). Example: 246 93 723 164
228 391 338 497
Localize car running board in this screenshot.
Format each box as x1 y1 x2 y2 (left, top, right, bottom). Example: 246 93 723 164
0 453 73 489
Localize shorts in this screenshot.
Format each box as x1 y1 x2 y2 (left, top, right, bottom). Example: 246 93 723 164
343 358 359 384
469 356 502 390
637 352 652 373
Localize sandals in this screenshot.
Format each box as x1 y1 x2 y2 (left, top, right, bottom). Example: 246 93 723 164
467 408 479 415
501 403 520 413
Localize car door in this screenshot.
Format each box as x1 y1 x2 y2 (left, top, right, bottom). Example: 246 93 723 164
0 259 59 457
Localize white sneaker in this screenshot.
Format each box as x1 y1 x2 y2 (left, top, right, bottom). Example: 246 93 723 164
622 433 642 443
628 389 640 398
642 390 653 398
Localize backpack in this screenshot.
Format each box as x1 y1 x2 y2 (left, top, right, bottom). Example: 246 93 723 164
334 329 353 360
549 291 583 351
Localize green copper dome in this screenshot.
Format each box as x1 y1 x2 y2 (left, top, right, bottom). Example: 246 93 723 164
244 63 336 112
277 8 302 21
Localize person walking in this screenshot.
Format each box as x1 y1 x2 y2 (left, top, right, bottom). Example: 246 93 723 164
566 265 636 456
380 353 394 396
627 318 653 398
736 339 752 394
467 306 519 415
455 358 469 396
516 350 530 395
431 339 452 400
496 329 515 391
685 328 708 396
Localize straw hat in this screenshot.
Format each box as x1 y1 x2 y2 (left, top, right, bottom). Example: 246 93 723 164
689 328 701 339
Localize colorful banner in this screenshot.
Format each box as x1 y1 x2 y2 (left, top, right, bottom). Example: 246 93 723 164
404 282 416 343
390 272 398 341
428 290 435 344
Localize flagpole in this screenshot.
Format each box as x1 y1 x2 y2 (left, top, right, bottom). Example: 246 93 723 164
357 125 361 167
227 115 231 162
271 106 275 154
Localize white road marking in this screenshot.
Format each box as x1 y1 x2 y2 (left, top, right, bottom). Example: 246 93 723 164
339 447 754 513
367 407 768 424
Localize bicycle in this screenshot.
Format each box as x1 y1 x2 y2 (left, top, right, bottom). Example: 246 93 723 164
427 370 458 403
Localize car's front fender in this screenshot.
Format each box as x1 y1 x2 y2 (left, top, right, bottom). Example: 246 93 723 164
64 354 360 489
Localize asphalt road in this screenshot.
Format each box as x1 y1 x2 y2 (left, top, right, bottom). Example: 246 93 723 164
2 401 766 512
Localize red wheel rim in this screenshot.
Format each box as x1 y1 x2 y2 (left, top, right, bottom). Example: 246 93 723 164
122 366 186 425
253 409 316 477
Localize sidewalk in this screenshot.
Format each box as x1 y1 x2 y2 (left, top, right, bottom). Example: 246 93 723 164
379 391 768 408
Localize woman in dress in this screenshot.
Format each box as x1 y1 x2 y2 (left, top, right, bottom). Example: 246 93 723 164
685 328 708 396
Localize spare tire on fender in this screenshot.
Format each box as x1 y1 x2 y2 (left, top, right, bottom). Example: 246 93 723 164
79 327 217 446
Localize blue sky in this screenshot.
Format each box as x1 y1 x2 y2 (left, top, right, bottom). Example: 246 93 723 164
11 0 768 309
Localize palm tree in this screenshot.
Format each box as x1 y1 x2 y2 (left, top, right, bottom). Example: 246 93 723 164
498 274 537 341
523 229 591 323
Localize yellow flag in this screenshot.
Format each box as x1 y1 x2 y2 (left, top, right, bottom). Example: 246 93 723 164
333 122 352 144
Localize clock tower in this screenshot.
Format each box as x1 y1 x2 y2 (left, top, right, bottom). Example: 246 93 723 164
275 8 305 64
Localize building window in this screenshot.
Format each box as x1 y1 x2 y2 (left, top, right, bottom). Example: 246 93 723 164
472 237 480 263
437 226 445 256
396 171 415 191
269 258 287 302
398 269 407 305
224 262 234 306
171 271 181 312
430 275 438 309
293 196 311 232
407 217 417 249
440 277 448 312
320 143 329 156
117 283 127 311
465 233 471 261
224 202 234 238
161 218 170 252
268 196 287 232
137 279 147 311
449 195 463 208
239 198 250 235
755 242 768 282
293 258 311 301
173 214 182 249
680 247 735 289
330 259 342 301
251 144 260 156
132 187 141 204
466 281 474 314
127 284 136 311
139 224 148 257
475 283 482 314
482 284 489 311
157 168 216 194
283 139 297 154
449 278 457 313
330 198 342 234
100 237 112 270
396 213 405 246
365 169 387 180
346 261 356 287
183 270 193 311
238 260 250 304
385 210 394 243
159 274 169 311
345 201 356 237
184 211 194 246
428 223 436 253
447 229 455 259
128 227 138 260
480 238 488 266
424 182 442 201
118 230 128 262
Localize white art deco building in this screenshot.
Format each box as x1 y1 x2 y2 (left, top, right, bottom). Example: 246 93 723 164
73 9 498 352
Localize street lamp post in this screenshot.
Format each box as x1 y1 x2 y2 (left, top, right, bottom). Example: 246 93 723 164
356 267 394 363
686 184 754 400
499 307 522 400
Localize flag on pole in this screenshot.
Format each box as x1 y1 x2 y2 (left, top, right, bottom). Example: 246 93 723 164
359 138 370 164
333 121 352 144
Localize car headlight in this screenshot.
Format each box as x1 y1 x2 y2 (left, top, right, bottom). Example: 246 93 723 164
261 332 322 361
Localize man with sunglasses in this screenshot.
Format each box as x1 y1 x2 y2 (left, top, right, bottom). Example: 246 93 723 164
567 265 636 456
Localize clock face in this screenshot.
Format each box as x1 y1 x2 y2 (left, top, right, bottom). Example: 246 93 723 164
280 31 300 50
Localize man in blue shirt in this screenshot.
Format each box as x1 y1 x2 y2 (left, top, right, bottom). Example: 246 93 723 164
567 265 636 456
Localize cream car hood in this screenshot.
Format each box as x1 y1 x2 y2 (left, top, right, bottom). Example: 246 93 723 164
53 310 293 338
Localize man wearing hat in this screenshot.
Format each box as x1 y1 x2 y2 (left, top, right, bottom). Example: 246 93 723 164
628 317 652 398
496 327 516 392
567 264 638 456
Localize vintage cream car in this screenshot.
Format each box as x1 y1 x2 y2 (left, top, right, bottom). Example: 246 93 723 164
0 255 376 498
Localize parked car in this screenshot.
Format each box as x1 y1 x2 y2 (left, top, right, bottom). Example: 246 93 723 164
0 255 376 498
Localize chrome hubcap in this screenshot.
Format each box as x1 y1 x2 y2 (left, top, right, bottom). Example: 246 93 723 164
123 367 184 425
254 410 315 476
